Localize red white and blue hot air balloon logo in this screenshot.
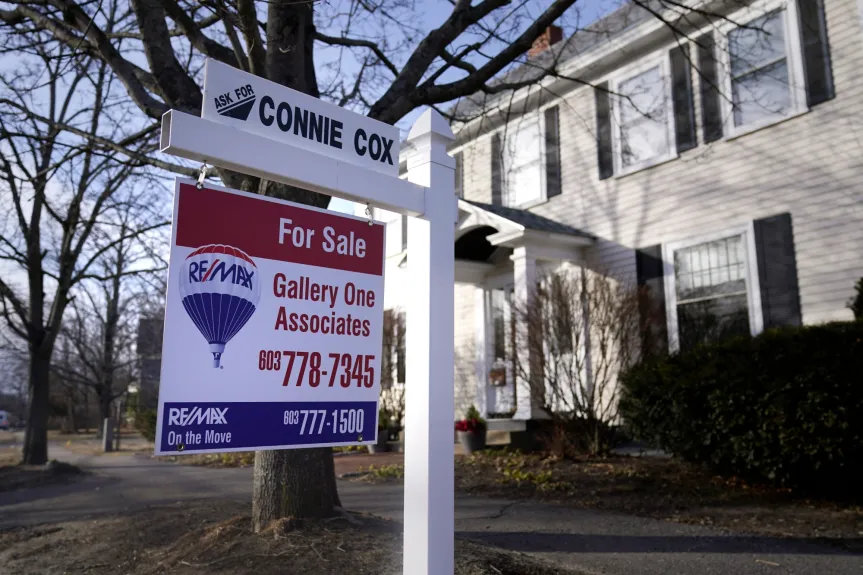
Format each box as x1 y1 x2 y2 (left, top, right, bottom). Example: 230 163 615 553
179 245 261 368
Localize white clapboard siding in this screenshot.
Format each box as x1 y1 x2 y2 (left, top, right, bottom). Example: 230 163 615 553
457 0 863 329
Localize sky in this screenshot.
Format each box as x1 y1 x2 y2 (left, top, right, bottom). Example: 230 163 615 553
326 0 616 215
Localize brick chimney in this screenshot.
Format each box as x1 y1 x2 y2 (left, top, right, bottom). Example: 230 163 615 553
528 25 563 58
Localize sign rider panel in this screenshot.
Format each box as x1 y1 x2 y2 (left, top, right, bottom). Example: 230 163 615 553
154 179 385 455
202 59 400 176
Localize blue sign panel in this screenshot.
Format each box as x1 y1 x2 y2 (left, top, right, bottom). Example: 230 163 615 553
159 401 378 453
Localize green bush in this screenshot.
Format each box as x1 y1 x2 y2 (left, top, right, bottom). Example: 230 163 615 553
848 277 863 320
619 322 863 497
135 408 158 442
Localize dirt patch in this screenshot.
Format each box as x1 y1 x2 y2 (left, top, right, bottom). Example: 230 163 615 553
352 450 863 544
455 451 863 544
0 459 84 493
159 451 256 468
0 500 577 575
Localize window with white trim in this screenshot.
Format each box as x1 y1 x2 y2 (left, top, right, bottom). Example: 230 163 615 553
502 116 544 207
619 67 670 168
611 56 675 174
664 226 763 352
491 288 511 363
721 1 807 134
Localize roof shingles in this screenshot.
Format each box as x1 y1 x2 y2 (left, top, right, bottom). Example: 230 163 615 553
464 199 594 239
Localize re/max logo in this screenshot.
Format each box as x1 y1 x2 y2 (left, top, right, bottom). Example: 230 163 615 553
167 407 228 426
188 259 255 288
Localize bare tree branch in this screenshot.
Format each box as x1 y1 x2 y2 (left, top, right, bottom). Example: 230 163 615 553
161 0 237 66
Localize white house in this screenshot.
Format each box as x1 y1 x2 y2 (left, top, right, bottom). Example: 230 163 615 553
365 0 863 430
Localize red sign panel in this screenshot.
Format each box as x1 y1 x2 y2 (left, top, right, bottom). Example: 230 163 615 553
175 183 385 276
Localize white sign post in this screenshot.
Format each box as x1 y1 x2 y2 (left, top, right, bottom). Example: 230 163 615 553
159 60 456 575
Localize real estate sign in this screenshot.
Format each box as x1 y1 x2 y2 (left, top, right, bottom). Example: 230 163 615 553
202 59 399 176
154 178 385 455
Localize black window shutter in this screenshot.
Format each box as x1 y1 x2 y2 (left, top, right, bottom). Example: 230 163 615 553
754 213 802 329
491 133 503 205
697 33 723 143
544 105 562 198
635 245 668 357
400 214 408 252
595 84 614 180
798 0 834 106
454 151 464 198
670 44 697 153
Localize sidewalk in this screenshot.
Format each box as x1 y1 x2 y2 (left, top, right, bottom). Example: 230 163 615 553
3 444 860 574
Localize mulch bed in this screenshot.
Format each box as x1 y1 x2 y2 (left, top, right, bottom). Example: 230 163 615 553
457 451 863 544
0 500 579 575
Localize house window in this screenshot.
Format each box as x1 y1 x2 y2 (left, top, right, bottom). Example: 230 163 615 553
664 226 763 352
729 10 791 127
489 286 516 388
381 310 395 389
549 274 574 354
395 311 406 384
611 55 676 174
454 151 464 197
721 1 809 135
502 117 544 207
382 309 406 386
491 289 509 361
618 66 671 169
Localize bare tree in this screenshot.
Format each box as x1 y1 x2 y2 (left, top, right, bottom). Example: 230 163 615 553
53 202 165 436
0 0 764 525
0 0 594 526
0 47 167 464
513 266 643 456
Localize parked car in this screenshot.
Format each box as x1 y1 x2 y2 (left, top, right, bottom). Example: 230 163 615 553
0 410 10 430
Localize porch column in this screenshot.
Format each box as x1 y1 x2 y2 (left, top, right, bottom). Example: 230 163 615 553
511 246 542 420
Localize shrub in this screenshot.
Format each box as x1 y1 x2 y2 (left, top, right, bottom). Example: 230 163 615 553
619 322 863 497
135 408 158 442
848 277 863 320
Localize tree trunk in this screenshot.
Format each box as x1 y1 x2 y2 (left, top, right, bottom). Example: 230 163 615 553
252 447 341 531
22 349 51 464
96 386 112 439
249 0 340 529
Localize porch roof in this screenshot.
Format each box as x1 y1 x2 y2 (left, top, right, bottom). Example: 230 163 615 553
461 200 594 241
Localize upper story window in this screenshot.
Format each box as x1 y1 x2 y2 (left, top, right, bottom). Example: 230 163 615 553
728 10 792 127
595 0 833 180
503 117 544 207
615 62 674 172
721 3 809 136
491 106 561 207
